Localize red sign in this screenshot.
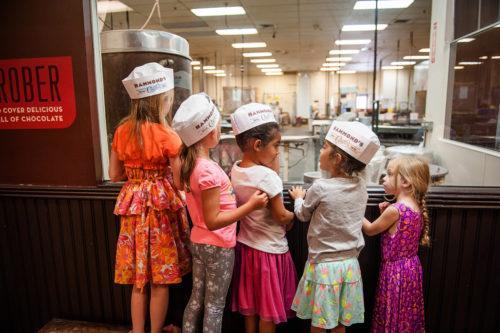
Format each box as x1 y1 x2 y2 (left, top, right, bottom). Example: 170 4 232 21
0 56 76 129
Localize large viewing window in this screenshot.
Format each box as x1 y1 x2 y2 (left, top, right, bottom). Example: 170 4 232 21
446 24 500 152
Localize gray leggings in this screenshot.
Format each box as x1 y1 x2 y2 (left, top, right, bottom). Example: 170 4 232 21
182 242 235 333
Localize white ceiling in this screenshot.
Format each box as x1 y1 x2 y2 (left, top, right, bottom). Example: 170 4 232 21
101 0 432 74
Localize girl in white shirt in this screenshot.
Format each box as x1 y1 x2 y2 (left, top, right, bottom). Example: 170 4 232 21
230 103 297 333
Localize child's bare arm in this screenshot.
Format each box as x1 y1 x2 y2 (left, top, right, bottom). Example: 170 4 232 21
269 195 294 225
169 155 183 191
109 150 126 182
362 205 400 236
202 187 268 231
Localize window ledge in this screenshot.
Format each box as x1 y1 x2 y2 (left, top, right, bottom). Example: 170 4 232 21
439 138 500 158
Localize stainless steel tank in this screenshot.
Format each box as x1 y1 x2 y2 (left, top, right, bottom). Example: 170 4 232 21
101 29 191 142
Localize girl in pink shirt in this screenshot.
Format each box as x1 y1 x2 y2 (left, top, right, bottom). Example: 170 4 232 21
172 93 268 333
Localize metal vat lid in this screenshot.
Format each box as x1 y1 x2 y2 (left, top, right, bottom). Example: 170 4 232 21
100 29 190 60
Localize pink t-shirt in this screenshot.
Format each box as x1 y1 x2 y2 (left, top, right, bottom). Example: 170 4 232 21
185 158 237 248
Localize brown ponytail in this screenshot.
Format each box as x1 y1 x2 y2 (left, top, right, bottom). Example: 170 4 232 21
180 144 200 192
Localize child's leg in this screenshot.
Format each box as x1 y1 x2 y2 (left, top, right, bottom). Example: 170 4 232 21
203 246 235 332
150 284 169 333
331 324 345 333
259 318 276 333
310 326 326 333
182 244 206 333
131 286 147 333
244 315 258 333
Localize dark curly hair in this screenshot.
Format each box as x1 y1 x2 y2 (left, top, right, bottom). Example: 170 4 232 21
326 141 367 176
235 122 280 151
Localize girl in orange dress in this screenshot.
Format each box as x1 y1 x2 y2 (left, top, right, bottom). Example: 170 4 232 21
109 63 191 333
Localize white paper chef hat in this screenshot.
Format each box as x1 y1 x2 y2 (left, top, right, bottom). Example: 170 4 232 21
325 121 380 165
122 62 174 99
230 103 278 135
172 93 220 147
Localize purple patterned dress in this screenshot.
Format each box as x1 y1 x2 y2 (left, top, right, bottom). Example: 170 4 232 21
371 203 425 333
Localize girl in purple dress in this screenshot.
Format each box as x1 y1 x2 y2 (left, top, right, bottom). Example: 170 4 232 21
363 156 431 333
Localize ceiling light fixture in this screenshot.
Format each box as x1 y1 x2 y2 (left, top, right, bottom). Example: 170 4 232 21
216 28 257 35
403 55 430 60
202 65 216 70
337 70 357 74
191 61 200 66
419 48 430 53
214 73 227 77
342 24 387 31
320 67 340 71
257 64 280 68
191 6 245 17
329 49 360 55
265 72 283 76
193 66 201 70
97 1 132 14
457 37 475 43
382 65 404 70
454 66 464 69
250 58 276 63
354 0 414 10
323 62 346 67
391 61 416 65
261 68 282 72
326 57 352 62
204 69 225 74
335 39 371 45
232 42 267 48
458 61 482 65
243 52 272 57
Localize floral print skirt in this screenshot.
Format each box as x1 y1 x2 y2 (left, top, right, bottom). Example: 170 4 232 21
292 258 364 329
114 207 191 289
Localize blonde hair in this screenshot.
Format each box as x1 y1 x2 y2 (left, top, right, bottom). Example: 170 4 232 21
120 90 174 152
392 156 431 246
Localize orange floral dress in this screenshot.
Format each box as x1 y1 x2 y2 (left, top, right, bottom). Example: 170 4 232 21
112 121 191 289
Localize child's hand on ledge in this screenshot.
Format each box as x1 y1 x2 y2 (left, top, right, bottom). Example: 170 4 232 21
289 186 306 200
379 201 390 213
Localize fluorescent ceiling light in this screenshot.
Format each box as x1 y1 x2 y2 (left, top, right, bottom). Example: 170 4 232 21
335 39 371 45
191 61 200 66
382 65 404 70
97 1 132 14
337 70 357 74
492 56 500 59
243 52 272 57
457 38 475 43
215 73 226 77
232 42 266 48
419 48 430 53
193 66 201 70
459 61 482 65
479 56 488 59
191 6 245 17
496 24 500 28
342 24 387 31
250 58 276 63
329 49 360 55
320 67 339 71
265 72 283 76
326 57 352 62
216 28 257 35
391 61 416 65
454 66 464 69
323 62 346 67
204 69 225 74
261 68 282 72
203 65 215 70
354 0 414 10
257 64 279 68
403 55 429 60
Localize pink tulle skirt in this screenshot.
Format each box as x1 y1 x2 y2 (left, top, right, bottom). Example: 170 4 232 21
231 242 298 324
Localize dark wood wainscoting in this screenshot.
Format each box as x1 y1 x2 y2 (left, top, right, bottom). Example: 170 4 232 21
0 185 499 332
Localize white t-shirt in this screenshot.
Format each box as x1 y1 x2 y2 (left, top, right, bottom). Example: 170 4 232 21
231 161 288 254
